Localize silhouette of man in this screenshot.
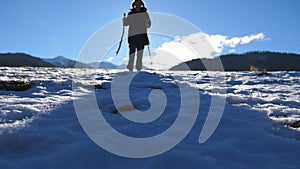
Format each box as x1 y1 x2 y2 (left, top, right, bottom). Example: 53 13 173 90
123 0 151 71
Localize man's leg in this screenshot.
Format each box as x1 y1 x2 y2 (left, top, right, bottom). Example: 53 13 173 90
136 46 144 71
127 45 136 71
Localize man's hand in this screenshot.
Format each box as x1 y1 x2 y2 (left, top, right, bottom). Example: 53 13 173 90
123 13 127 26
146 19 151 29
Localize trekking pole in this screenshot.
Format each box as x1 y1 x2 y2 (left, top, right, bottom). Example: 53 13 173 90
116 13 126 56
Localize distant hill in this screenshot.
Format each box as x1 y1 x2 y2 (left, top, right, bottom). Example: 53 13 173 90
43 56 91 68
117 64 151 70
88 62 118 69
171 51 300 71
0 53 118 69
0 53 54 67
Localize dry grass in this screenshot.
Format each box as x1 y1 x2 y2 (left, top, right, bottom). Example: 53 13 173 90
291 120 300 128
0 80 32 91
111 105 137 114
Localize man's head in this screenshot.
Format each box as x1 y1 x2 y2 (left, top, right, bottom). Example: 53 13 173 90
132 0 145 11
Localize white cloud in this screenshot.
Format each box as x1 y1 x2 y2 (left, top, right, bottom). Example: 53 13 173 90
205 32 266 53
107 56 114 62
224 37 242 48
240 33 265 44
143 32 216 70
143 32 266 70
228 49 236 53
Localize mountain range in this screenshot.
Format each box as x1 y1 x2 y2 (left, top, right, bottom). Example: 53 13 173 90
0 53 54 67
1 52 300 71
171 51 300 71
43 56 90 68
0 53 118 69
88 62 118 69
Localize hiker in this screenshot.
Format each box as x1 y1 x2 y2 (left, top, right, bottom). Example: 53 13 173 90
123 0 151 71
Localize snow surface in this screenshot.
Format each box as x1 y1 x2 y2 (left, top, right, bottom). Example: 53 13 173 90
0 67 299 169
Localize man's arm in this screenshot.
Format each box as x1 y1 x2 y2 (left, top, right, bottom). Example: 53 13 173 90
123 13 130 26
146 13 151 28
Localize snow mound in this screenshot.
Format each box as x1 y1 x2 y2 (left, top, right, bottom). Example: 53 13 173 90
0 68 299 169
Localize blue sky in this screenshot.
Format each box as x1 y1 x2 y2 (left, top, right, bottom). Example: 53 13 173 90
1 0 300 64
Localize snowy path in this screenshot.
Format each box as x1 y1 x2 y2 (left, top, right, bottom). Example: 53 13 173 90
0 68 299 169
